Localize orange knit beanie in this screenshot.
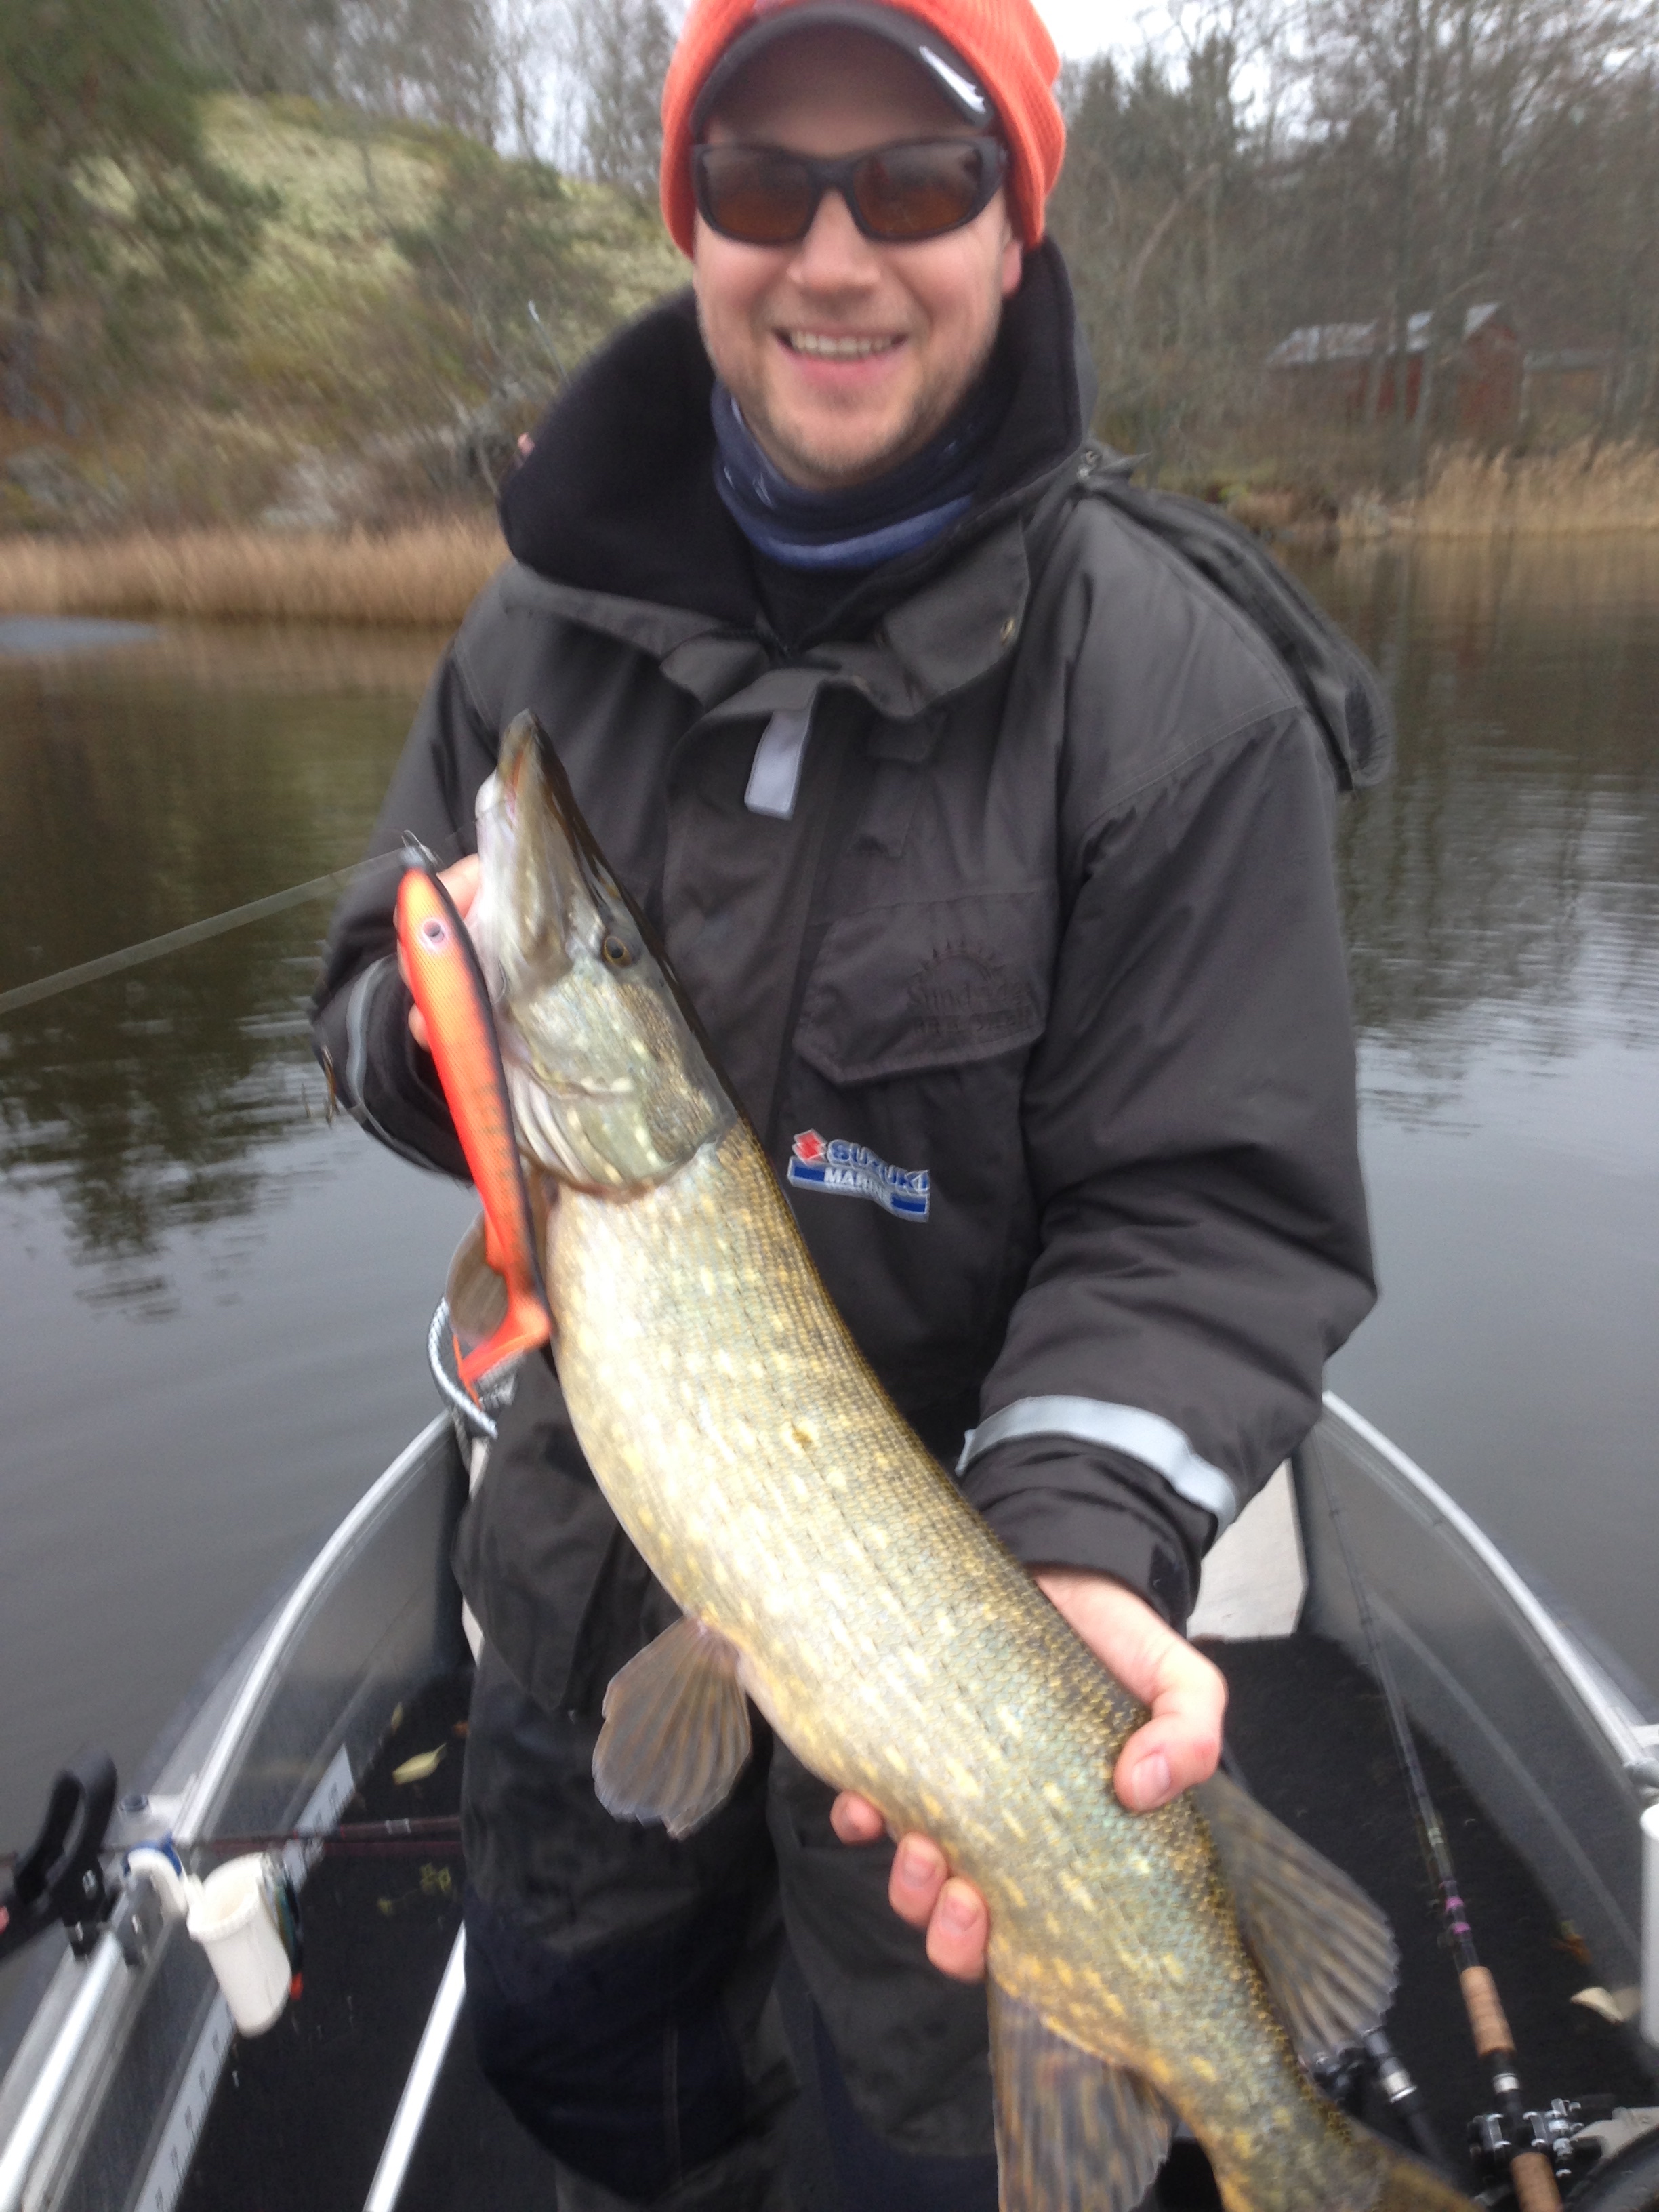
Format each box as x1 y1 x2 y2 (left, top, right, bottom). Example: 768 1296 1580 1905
659 0 1065 253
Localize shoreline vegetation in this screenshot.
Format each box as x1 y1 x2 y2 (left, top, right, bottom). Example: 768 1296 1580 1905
1391 441 1659 537
9 15 1659 634
0 516 505 626
9 1 1659 631
3 443 1658 628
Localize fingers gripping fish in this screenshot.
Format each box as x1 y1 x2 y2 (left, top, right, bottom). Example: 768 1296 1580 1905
417 712 1475 2212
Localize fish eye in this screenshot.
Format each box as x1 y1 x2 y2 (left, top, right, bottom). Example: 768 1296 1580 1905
419 918 447 949
601 932 634 968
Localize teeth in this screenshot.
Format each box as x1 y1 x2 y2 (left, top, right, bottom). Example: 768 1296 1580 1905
787 331 897 358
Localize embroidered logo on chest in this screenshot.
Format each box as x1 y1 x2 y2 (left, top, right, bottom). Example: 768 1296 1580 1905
786 1130 930 1221
906 944 1040 1049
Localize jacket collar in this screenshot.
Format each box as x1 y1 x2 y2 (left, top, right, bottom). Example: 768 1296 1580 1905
495 241 1093 716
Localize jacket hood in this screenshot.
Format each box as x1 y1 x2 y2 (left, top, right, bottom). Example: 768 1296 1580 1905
497 239 1093 629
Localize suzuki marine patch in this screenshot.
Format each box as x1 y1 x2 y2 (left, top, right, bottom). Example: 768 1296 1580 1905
787 1130 930 1221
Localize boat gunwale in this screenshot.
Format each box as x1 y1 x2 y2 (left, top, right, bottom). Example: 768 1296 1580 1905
1322 1391 1658 1790
0 1415 455 2212
4 1398 1654 2210
171 1414 453 1847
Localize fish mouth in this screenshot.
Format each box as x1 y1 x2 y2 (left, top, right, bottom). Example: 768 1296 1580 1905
501 714 623 904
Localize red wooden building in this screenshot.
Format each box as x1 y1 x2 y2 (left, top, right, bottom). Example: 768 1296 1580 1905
1267 304 1523 441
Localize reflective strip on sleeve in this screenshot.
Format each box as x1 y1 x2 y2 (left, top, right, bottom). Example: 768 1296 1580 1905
344 954 447 1172
955 1396 1240 1531
345 954 392 1116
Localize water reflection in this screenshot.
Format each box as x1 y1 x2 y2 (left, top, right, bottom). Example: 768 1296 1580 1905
5 556 1658 1267
1307 536 1659 1698
0 629 440 1300
0 550 1654 1879
1300 536 1659 1110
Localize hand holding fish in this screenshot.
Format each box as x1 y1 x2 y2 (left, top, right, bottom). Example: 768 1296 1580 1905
401 856 480 1048
830 1571 1227 1980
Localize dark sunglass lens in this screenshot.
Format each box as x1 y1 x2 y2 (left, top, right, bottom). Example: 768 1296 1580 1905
700 148 816 243
855 142 983 239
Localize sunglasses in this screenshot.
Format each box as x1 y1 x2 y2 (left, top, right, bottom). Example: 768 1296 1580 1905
692 136 1007 247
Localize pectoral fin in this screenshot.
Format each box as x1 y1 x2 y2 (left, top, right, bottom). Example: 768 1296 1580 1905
1196 1768 1399 2064
592 1617 752 1840
989 1981 1174 2212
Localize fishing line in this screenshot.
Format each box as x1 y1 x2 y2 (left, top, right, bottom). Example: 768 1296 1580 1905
0 830 477 1021
0 1815 464 1875
1321 1460 1563 2212
0 855 404 1019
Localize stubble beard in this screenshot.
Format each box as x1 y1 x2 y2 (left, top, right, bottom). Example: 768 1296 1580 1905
717 300 1004 493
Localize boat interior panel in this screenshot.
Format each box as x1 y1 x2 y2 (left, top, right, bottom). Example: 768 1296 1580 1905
1298 1406 1656 1992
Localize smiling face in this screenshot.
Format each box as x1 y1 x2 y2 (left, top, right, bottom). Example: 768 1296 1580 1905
692 29 1023 491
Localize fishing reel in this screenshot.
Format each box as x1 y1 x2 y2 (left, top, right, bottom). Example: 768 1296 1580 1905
0 1751 118 1963
1469 2097 1659 2209
1470 2099 1593 2195
1308 2029 1451 2173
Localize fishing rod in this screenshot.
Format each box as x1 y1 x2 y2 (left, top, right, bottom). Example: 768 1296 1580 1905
0 836 476 1021
0 1749 466 1978
0 860 380 1019
0 1814 464 1880
1322 1469 1564 2212
196 1816 464 1860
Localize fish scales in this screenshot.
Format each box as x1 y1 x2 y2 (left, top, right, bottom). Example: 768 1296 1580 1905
550 1122 1374 2211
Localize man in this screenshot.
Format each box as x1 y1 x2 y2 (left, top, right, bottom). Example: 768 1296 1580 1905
311 0 1375 2203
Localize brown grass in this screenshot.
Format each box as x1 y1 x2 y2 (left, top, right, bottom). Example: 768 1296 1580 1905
0 517 506 625
1399 440 1659 536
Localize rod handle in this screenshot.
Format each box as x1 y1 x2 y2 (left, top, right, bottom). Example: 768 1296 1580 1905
1460 1965 1514 2057
1509 2150 1561 2212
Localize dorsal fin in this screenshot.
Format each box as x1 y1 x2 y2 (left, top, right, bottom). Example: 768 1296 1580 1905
1197 1769 1399 2065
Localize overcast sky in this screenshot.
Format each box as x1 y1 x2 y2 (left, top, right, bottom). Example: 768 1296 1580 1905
1038 0 1166 60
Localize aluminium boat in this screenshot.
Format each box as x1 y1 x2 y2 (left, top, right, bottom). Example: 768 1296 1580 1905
1 1344 1656 2212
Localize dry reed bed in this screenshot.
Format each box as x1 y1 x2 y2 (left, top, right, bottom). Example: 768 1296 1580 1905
0 518 506 626
6 444 1659 625
1401 441 1659 536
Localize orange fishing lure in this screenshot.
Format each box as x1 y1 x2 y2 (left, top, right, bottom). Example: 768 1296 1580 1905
395 865 552 1387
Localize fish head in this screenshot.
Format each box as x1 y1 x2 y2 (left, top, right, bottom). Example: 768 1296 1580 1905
480 712 735 1192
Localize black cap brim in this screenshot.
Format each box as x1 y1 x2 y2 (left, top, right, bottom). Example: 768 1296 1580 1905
691 3 995 136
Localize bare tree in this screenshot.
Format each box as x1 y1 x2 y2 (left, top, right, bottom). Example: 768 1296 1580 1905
1051 9 1286 467
166 0 506 140
552 0 675 195
495 0 558 158
1294 0 1654 478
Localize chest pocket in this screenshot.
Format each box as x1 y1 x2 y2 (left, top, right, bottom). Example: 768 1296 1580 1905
793 888 1057 1085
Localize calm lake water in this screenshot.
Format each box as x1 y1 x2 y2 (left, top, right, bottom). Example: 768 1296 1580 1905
0 537 1656 1872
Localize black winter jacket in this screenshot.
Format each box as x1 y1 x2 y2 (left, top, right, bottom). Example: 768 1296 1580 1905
310 245 1375 1708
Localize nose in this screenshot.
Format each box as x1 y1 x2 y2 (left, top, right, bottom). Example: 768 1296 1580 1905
786 182 882 289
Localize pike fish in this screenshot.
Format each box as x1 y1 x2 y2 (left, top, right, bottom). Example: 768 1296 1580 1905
439 711 1473 2212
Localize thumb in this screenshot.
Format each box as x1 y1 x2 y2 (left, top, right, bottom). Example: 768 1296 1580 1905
1034 1568 1225 1814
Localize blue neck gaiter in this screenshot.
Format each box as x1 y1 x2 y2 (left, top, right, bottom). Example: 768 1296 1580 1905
710 375 1002 571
